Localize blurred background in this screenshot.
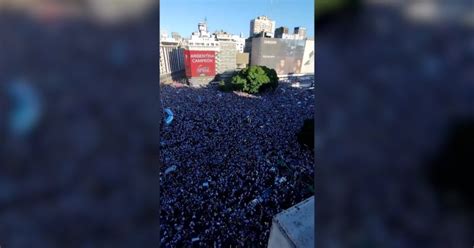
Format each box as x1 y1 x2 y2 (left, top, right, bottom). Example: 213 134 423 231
1 0 473 247
317 0 474 247
0 0 160 247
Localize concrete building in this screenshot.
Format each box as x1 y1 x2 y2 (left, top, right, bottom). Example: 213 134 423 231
190 20 214 40
254 31 274 38
183 20 220 86
214 31 240 77
244 37 252 53
159 32 185 83
214 31 245 53
214 30 232 41
160 30 183 44
275 26 306 40
280 33 304 40
181 20 250 85
294 27 307 39
231 33 246 53
171 32 181 41
267 196 315 248
159 45 185 82
250 16 275 38
275 26 289 38
236 52 249 69
216 40 237 77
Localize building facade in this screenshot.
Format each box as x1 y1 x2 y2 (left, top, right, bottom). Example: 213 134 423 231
250 37 313 76
181 20 249 85
214 31 238 77
159 43 185 76
274 26 289 38
183 20 220 86
159 31 185 82
275 26 306 40
294 26 307 39
216 41 237 76
231 33 246 53
236 52 249 69
249 16 276 38
171 32 181 41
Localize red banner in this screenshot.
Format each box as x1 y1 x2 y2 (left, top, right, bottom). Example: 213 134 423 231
184 50 216 77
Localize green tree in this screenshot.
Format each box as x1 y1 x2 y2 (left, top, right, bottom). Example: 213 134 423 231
222 65 279 94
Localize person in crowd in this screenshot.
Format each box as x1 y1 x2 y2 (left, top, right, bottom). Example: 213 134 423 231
160 80 315 246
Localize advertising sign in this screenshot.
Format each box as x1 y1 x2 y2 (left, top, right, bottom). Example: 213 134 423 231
184 50 216 77
251 38 306 75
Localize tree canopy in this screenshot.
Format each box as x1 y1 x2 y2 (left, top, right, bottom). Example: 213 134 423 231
219 65 279 94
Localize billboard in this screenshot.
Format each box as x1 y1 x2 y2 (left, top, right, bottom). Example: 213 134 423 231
184 50 216 77
251 38 306 75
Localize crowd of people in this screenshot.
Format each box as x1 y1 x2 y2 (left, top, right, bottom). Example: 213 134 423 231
160 82 315 247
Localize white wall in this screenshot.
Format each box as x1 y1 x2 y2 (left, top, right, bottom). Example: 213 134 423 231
301 39 315 74
267 221 294 248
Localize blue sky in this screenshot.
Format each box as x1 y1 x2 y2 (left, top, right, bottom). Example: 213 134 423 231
160 0 314 39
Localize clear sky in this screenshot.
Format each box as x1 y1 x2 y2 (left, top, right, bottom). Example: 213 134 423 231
160 0 314 39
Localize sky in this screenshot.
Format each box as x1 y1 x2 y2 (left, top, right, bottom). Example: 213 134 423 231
160 0 314 39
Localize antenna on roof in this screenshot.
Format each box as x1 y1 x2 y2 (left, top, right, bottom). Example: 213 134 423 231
204 17 207 23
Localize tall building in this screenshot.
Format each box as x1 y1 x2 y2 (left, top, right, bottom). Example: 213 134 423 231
159 39 185 82
160 30 182 43
294 27 307 39
160 30 169 40
181 20 248 85
190 20 213 40
275 26 289 38
249 16 275 38
171 32 181 41
214 31 237 77
214 30 233 41
183 20 220 86
231 33 245 53
216 41 237 77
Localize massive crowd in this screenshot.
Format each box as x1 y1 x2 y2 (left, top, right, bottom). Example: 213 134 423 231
160 82 315 247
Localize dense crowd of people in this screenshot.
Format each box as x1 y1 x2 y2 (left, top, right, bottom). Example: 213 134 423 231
160 82 315 247
2 1 473 247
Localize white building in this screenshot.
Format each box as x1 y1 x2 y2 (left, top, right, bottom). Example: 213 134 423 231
190 20 214 40
159 41 185 76
160 30 183 44
250 16 276 38
280 33 305 40
159 30 185 81
231 33 246 53
294 27 307 39
183 21 220 49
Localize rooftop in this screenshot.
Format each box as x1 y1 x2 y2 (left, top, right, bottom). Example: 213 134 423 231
272 196 315 247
